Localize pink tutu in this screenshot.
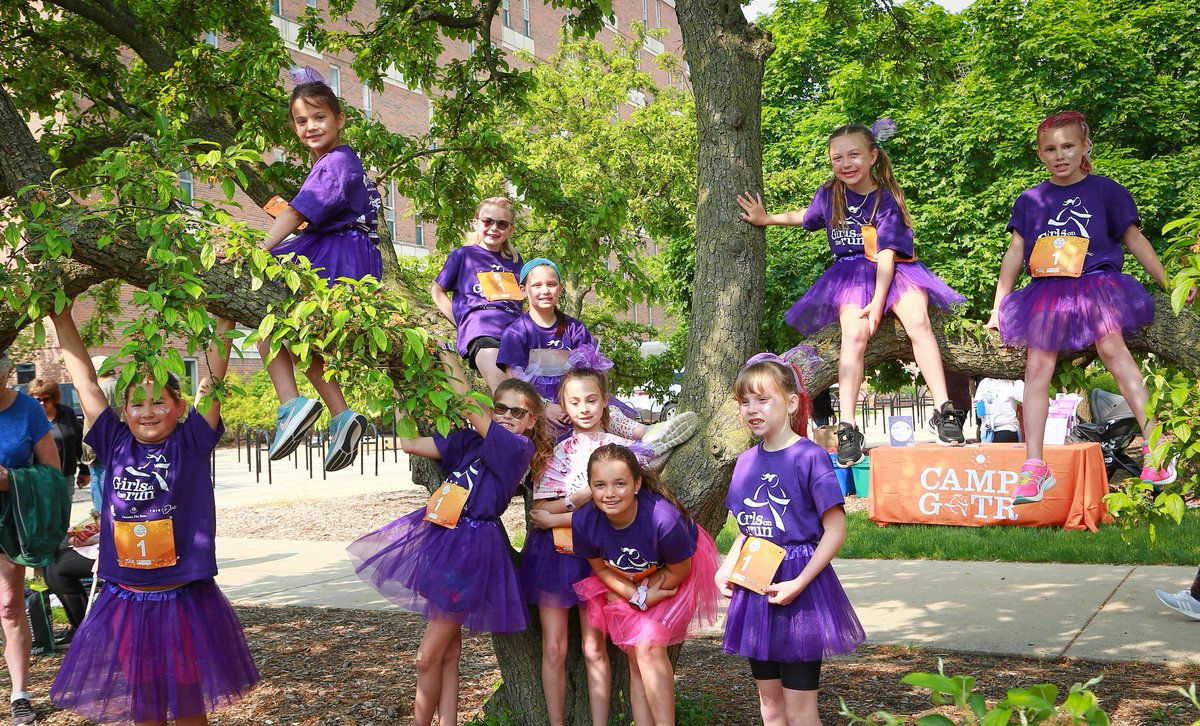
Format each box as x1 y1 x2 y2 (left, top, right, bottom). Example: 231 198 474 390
573 527 721 650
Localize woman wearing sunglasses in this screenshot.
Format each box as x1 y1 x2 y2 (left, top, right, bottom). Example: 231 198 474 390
431 197 524 391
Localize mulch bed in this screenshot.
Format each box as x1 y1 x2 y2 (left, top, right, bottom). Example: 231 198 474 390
16 606 1199 724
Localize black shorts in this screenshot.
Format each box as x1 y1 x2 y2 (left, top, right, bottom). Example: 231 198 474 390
991 429 1020 443
749 658 822 691
465 336 501 372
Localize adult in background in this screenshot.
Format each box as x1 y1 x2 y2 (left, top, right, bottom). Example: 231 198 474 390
27 379 88 491
973 378 1025 443
0 353 62 724
81 356 119 513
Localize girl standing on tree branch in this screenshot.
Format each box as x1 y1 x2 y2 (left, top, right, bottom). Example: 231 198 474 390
738 121 967 467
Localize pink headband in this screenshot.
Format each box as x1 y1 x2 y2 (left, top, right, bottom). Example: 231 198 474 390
742 344 819 390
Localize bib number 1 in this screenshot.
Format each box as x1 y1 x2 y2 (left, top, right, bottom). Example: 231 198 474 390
476 271 522 301
729 536 786 595
1029 234 1088 277
113 519 177 569
424 482 469 529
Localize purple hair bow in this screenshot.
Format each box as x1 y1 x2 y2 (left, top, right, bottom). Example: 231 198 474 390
742 344 820 388
870 117 897 143
289 65 325 86
567 344 614 373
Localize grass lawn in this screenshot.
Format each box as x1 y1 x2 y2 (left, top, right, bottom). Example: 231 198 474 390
715 509 1200 566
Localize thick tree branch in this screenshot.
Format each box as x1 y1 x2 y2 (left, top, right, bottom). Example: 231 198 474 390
43 0 175 72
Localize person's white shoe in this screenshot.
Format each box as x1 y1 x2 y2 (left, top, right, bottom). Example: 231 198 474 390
1155 588 1200 621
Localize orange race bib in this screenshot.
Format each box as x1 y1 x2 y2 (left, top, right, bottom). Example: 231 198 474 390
729 536 786 595
552 527 574 554
424 482 470 529
1029 234 1089 278
263 195 308 230
476 271 522 301
113 519 177 569
862 224 916 263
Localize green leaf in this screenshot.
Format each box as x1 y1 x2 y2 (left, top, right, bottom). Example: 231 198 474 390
901 673 958 694
258 314 276 340
914 716 955 726
371 326 388 352
980 707 1013 726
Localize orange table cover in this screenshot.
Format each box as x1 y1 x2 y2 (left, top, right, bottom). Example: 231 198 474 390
867 442 1109 531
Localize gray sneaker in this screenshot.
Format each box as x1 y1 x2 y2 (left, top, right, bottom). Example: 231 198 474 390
11 698 35 725
1155 588 1200 621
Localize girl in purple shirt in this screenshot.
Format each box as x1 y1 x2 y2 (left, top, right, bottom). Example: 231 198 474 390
572 444 720 725
716 352 864 725
737 123 967 466
986 112 1181 503
48 303 258 725
252 68 383 473
431 196 524 391
348 348 552 726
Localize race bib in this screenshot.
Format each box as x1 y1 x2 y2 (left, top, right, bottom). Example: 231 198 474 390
527 349 572 376
113 519 177 569
476 271 522 301
263 195 308 230
1029 234 1088 278
729 536 786 595
862 224 916 263
424 482 469 529
552 526 574 554
604 561 659 583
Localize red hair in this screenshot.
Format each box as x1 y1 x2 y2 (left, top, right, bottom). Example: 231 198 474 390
1037 112 1092 174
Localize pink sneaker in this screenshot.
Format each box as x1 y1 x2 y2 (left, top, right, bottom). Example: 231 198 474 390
1140 445 1178 486
1012 459 1056 505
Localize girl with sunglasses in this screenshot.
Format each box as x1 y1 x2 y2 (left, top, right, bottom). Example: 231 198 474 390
348 345 552 726
431 197 524 391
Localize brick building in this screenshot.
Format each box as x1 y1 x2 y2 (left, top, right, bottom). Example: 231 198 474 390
18 0 681 392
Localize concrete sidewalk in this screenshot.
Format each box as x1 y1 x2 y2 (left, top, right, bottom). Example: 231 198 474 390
213 535 1199 667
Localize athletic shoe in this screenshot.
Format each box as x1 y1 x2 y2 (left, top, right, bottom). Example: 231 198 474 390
324 409 367 472
1140 445 1178 487
835 422 865 467
928 401 966 446
268 396 323 461
1011 458 1056 504
10 698 35 725
1155 588 1200 621
643 411 699 448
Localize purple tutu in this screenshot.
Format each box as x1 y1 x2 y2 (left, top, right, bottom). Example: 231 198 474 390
999 271 1154 353
348 508 529 634
272 228 383 286
723 544 865 662
50 579 259 723
785 255 965 337
518 528 592 608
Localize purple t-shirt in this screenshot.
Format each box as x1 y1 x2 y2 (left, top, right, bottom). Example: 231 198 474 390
726 437 843 547
497 313 596 400
1007 175 1138 276
85 408 224 586
288 145 381 236
435 245 524 355
433 424 533 520
0 392 52 469
803 185 913 259
572 491 697 577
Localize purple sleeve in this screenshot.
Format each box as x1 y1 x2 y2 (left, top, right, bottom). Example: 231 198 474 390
570 318 596 349
804 445 845 516
1006 193 1027 237
571 503 603 560
801 187 828 232
497 318 531 370
434 247 464 293
478 421 534 477
655 498 697 564
1107 180 1140 240
433 428 477 472
180 408 224 456
874 190 914 258
83 407 120 463
289 159 349 227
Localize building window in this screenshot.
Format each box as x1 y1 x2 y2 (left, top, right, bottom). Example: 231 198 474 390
466 39 474 55
655 0 662 27
15 363 35 385
414 220 424 247
642 0 648 24
271 0 281 14
178 170 194 203
382 182 396 239
361 82 371 113
521 0 530 35
183 359 199 396
328 65 341 96
306 0 316 7
602 12 618 32
273 147 286 163
501 0 509 27
204 31 218 48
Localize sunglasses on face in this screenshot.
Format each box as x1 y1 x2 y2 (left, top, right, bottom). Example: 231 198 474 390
477 217 512 231
33 396 54 404
127 404 174 418
493 402 530 420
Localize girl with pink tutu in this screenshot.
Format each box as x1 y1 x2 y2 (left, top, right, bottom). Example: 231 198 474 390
571 444 720 726
48 303 259 725
985 111 1181 503
519 368 655 725
498 258 696 450
347 346 552 726
716 349 865 726
737 121 967 466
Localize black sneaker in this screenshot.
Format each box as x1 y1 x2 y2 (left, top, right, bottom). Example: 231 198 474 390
835 422 865 466
929 401 966 446
11 698 35 725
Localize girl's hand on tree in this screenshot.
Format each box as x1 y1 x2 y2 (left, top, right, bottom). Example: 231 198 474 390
984 309 1001 331
736 192 769 226
47 300 74 320
765 577 807 606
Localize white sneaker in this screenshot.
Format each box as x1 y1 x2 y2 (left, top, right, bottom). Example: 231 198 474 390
643 411 698 449
1155 588 1200 621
